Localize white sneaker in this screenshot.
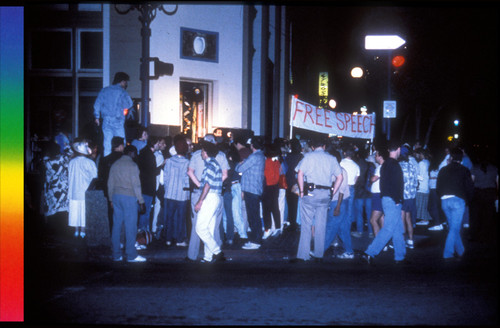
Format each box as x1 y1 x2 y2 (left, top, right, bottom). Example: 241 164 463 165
262 229 273 240
337 252 354 259
176 241 188 247
416 220 429 226
127 255 146 262
135 241 147 250
428 224 443 231
351 231 362 238
242 242 261 250
406 240 414 249
271 229 281 237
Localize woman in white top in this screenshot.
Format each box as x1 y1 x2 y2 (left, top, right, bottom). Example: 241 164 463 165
369 149 386 236
68 140 98 238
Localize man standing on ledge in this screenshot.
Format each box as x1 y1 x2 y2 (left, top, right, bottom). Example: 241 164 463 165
94 72 133 156
363 139 406 264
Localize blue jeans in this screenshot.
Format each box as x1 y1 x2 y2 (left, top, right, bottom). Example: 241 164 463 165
366 197 406 261
243 192 263 244
441 196 465 258
102 121 125 157
354 196 372 234
325 199 352 253
231 183 247 238
111 194 138 260
165 198 188 242
138 194 153 232
223 190 235 242
346 186 355 223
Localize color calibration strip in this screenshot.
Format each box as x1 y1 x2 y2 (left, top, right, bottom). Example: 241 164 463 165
0 6 24 322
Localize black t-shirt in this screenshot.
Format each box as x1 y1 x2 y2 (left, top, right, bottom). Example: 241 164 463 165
380 157 404 204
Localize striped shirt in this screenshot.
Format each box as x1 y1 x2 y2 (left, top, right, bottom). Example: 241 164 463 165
200 157 223 194
236 149 265 195
189 149 230 181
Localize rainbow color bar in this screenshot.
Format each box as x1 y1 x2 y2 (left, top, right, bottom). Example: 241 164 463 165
0 7 24 322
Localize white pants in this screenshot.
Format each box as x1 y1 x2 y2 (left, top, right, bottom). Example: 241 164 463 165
272 188 287 230
196 193 222 262
152 195 161 232
68 199 85 228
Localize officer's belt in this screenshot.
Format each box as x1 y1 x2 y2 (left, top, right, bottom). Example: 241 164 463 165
311 184 332 190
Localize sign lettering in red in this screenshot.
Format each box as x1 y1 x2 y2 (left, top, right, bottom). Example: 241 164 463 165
290 97 375 139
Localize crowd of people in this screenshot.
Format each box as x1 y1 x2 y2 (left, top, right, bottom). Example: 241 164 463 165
40 123 498 264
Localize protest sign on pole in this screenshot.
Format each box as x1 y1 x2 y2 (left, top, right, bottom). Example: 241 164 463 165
290 97 375 139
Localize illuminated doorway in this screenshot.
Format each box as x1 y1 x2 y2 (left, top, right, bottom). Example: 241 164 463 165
180 80 210 143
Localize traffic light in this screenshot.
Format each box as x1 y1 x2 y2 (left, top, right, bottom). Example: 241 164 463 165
149 57 174 80
392 55 405 68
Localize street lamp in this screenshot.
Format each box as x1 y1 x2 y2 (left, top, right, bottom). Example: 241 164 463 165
351 67 364 78
329 99 337 109
364 34 406 140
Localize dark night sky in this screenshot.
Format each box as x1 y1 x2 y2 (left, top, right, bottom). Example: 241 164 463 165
288 4 498 153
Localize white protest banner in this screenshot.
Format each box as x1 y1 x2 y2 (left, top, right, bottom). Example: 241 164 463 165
290 97 375 139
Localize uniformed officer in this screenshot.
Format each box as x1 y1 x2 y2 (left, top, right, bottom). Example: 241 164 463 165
94 72 133 156
294 136 343 261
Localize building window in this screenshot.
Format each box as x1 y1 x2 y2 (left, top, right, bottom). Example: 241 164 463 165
31 30 72 70
79 30 103 70
78 3 102 12
180 27 219 63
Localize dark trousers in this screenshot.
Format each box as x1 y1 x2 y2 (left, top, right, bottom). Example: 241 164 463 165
244 191 263 244
427 189 445 225
286 189 299 227
262 184 281 230
165 198 188 242
470 188 497 240
223 191 235 242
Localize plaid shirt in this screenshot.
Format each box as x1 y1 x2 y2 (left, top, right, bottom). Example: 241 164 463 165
236 149 265 195
200 157 223 194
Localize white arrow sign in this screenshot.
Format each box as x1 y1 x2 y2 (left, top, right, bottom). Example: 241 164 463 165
365 35 406 50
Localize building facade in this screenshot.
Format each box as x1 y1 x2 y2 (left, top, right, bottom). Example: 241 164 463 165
25 3 290 172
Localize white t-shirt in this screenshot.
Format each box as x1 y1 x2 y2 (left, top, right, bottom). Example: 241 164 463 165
340 158 360 186
417 159 430 193
371 164 381 193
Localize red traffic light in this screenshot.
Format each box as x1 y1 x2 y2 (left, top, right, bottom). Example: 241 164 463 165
392 55 405 67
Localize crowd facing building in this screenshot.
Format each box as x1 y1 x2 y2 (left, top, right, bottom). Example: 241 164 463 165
38 117 498 264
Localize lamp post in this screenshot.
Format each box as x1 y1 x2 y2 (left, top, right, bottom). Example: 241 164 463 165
115 4 178 127
364 35 406 140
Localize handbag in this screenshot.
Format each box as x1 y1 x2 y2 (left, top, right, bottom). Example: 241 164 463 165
278 174 288 190
156 184 165 200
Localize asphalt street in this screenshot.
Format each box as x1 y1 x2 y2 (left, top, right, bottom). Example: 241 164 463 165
25 217 498 326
